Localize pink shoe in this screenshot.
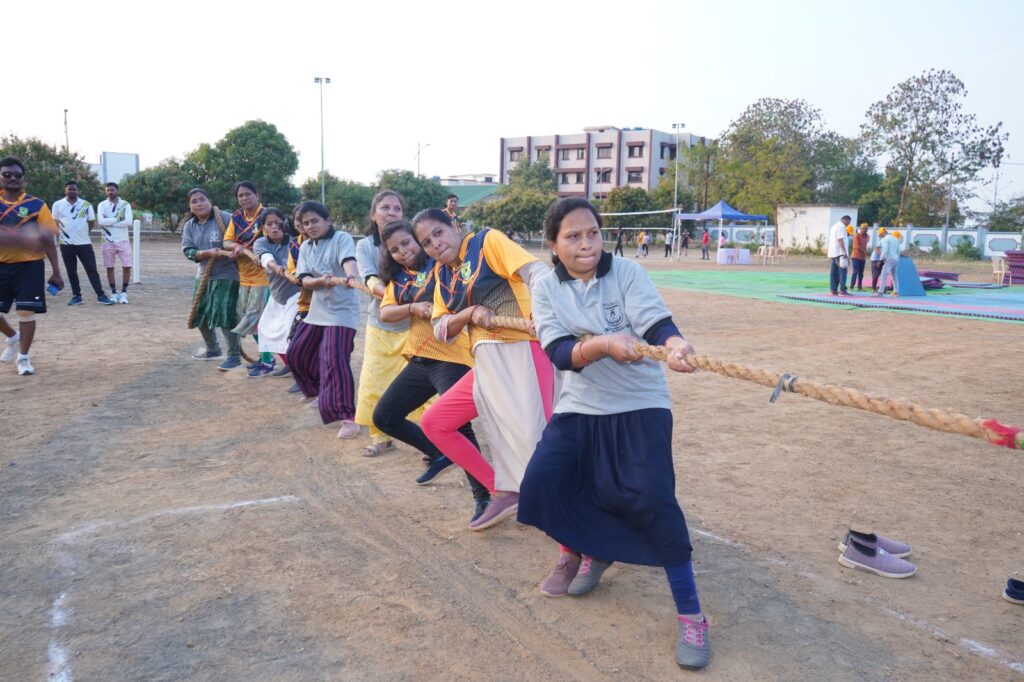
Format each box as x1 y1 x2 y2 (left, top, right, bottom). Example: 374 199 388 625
468 492 518 531
539 553 581 597
337 420 359 439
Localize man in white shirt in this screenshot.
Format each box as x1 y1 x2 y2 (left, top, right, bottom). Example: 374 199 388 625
96 182 133 303
664 229 674 257
827 214 851 296
52 181 115 306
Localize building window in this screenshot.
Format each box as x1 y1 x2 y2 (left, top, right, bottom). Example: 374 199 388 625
576 148 585 160
627 145 644 158
560 173 569 184
659 167 667 175
509 149 523 162
559 149 570 161
575 173 583 184
536 149 550 161
597 147 612 159
595 169 611 183
627 170 643 183
661 145 676 160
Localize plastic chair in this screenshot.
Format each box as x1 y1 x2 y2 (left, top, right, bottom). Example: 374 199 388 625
992 257 1008 285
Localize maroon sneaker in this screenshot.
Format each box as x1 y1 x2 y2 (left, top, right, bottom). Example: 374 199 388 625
468 492 518 531
838 530 911 558
838 539 916 578
539 554 581 597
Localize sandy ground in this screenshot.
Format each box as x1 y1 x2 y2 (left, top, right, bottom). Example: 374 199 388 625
1 238 1021 681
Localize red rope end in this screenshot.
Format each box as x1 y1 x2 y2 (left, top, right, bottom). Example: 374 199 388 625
982 419 1023 450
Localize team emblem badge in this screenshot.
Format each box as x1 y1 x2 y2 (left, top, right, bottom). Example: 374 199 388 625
414 272 427 287
459 261 472 280
18 207 29 217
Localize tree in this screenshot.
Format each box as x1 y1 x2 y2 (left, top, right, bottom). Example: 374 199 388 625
375 169 449 218
987 196 1024 232
466 190 552 240
0 135 103 206
813 134 883 207
860 69 1007 226
713 98 824 216
300 172 375 230
601 186 661 228
211 119 299 208
505 154 556 193
119 159 197 230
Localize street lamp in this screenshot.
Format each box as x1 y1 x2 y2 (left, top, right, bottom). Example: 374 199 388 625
671 122 685 260
63 109 69 151
313 76 331 204
414 142 431 177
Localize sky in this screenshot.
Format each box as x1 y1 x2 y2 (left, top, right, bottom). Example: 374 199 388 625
14 0 1024 213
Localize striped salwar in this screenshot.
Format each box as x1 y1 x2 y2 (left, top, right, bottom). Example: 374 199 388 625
288 321 356 425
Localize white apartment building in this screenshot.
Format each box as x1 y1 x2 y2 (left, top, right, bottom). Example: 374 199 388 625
499 125 702 199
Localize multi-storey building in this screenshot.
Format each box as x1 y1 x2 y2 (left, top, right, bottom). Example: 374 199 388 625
499 125 702 200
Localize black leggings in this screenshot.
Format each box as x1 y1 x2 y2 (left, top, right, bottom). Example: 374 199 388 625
60 244 105 296
373 357 489 501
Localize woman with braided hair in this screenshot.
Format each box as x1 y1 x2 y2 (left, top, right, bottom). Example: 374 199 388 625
371 219 492 523
412 207 555 532
223 180 272 373
180 188 241 370
518 197 711 670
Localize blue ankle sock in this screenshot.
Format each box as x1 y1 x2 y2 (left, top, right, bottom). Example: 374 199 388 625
665 561 701 615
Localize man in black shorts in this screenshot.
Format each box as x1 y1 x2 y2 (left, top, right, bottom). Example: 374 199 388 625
0 156 64 375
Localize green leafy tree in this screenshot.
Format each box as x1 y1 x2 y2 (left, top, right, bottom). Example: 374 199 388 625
988 195 1024 232
0 135 103 207
505 154 556 193
300 172 375 230
601 186 661 228
467 189 552 240
181 143 219 195
119 159 197 230
813 134 883 210
860 69 1007 225
212 120 300 209
375 169 449 218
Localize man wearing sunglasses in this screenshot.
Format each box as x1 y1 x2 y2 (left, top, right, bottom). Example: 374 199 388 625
0 156 64 375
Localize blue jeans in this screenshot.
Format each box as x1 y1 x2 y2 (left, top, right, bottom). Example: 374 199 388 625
829 257 848 294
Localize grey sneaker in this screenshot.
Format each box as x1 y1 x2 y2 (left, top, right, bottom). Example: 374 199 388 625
838 530 911 558
838 539 916 578
539 554 581 598
568 556 613 596
676 615 711 669
468 492 518 531
192 348 223 360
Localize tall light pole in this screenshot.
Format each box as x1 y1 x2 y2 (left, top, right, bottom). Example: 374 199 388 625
63 109 69 151
671 123 685 260
414 142 431 177
313 77 331 204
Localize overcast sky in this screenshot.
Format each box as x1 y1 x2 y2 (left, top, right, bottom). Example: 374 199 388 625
15 0 1024 211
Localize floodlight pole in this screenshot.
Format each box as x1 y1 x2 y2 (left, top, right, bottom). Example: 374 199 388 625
63 109 69 151
415 142 431 177
314 77 331 204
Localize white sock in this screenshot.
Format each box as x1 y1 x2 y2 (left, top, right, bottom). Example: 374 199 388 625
5 331 19 343
17 353 29 360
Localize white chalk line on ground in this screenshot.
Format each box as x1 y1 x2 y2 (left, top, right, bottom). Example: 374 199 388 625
692 525 1024 676
45 495 301 682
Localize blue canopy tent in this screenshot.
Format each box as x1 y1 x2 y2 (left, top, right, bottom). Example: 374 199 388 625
674 201 769 258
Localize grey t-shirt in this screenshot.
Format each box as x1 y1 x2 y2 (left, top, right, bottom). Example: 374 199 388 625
532 254 673 416
180 211 239 281
295 229 360 329
253 236 302 304
355 234 408 333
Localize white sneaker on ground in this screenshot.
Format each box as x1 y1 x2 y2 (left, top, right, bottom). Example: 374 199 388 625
119 292 128 304
16 355 35 375
1 333 20 362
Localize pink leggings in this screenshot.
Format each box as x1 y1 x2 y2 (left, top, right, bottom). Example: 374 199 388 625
420 341 554 493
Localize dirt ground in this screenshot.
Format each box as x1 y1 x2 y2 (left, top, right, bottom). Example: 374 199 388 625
1 238 1021 681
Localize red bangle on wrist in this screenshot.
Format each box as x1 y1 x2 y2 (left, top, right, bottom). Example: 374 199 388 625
577 340 591 364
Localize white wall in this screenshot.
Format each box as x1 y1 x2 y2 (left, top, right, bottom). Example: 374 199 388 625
776 205 858 248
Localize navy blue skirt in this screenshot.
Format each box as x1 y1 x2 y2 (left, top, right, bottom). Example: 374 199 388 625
518 408 693 567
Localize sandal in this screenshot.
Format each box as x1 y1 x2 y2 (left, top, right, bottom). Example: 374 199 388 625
362 440 396 457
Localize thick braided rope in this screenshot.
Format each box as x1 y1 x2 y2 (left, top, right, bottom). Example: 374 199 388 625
489 315 1022 451
279 272 381 299
632 341 1022 451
